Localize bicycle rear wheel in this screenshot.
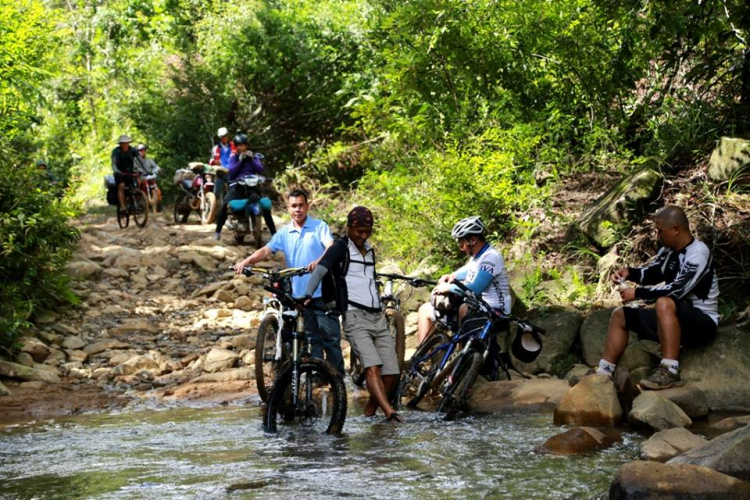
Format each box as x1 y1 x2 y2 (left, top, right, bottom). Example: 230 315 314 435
386 308 406 371
393 332 449 410
255 315 285 402
437 350 483 421
264 357 347 435
132 190 149 227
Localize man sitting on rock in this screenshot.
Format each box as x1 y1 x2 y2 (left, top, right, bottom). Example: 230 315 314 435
596 205 720 390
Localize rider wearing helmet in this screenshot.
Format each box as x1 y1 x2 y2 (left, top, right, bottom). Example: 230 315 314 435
213 134 276 240
209 127 236 204
111 134 145 211
416 216 512 343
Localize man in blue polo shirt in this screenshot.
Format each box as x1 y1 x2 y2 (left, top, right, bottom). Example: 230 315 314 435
234 188 344 375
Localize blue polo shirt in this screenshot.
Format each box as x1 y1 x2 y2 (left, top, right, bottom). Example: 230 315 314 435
267 216 333 298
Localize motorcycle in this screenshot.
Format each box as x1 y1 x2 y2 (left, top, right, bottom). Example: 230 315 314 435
227 174 273 247
173 162 217 225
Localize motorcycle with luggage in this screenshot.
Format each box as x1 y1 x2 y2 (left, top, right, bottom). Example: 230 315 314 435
173 162 220 225
227 174 273 247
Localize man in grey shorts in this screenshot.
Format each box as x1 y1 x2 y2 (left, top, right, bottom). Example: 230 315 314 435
304 206 403 422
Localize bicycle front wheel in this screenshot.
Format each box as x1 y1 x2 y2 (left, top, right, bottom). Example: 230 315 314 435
393 332 449 410
255 315 285 402
132 190 149 227
386 308 406 371
264 357 347 435
437 350 483 421
116 203 130 229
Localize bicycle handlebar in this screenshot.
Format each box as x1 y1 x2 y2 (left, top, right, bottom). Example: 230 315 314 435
452 279 546 335
376 273 437 288
241 266 308 280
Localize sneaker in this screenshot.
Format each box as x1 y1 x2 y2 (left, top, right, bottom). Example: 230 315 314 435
639 364 682 391
212 232 221 241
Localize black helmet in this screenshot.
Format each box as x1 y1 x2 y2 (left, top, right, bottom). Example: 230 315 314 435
511 327 543 363
233 134 248 146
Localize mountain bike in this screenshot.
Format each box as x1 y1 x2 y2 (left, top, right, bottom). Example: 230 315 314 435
241 267 347 435
349 274 436 386
243 266 307 402
116 172 148 229
394 280 546 421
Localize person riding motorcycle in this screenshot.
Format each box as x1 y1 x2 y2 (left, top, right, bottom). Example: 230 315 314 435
137 144 162 209
111 134 145 211
212 134 276 241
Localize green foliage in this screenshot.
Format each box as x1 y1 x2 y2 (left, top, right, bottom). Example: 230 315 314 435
0 150 80 357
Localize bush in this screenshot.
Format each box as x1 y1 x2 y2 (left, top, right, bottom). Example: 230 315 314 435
0 153 80 358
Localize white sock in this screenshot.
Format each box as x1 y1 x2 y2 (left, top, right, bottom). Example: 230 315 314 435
661 358 679 375
597 359 616 377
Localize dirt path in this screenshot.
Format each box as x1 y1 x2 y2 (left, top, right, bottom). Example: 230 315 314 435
0 210 293 423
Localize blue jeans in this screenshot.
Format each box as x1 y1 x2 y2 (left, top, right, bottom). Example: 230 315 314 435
303 298 345 375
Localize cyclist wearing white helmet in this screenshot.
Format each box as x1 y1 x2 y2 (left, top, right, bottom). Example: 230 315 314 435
209 127 236 207
416 215 512 343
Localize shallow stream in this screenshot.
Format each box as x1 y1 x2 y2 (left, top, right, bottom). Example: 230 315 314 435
0 398 644 499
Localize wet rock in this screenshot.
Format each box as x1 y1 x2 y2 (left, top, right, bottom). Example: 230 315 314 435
610 461 750 500
640 428 708 462
681 326 750 412
628 392 692 431
0 380 9 396
192 367 254 383
659 385 710 419
711 415 750 432
20 337 51 363
204 348 239 373
62 335 87 350
536 426 621 455
84 339 130 355
66 259 102 279
0 360 60 384
512 308 584 375
468 378 569 413
564 364 592 385
16 352 35 367
669 424 750 481
554 374 623 426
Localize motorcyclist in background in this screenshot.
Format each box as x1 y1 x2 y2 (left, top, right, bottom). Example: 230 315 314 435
137 144 162 210
212 134 276 241
209 127 235 202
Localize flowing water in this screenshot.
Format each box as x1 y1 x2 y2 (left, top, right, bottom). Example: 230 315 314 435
0 398 643 500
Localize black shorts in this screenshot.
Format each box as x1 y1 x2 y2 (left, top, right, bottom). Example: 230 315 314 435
623 299 718 348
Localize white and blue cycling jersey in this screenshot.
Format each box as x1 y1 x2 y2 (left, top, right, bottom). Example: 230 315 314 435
451 243 512 315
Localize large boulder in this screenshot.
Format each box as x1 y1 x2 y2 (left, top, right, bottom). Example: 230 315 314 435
680 326 750 411
20 337 51 363
536 426 621 455
610 461 750 500
0 360 60 384
577 166 663 248
669 424 750 481
640 428 708 462
467 379 569 413
554 374 623 426
511 307 583 375
712 415 750 433
628 392 692 431
579 308 614 366
708 137 750 184
203 348 239 373
659 386 710 419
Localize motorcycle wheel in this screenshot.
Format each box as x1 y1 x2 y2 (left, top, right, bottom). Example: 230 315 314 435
202 192 215 226
206 192 220 224
251 213 263 248
147 189 158 214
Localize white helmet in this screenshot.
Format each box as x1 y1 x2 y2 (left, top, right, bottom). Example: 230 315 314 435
217 127 229 138
451 216 486 239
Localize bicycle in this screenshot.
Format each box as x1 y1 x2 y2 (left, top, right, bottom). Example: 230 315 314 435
394 280 546 421
243 266 308 402
241 267 347 435
349 274 436 386
116 172 149 229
